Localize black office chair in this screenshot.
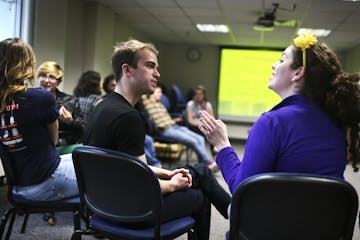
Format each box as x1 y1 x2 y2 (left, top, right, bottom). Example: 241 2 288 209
228 173 358 240
161 93 187 122
0 145 80 240
170 85 187 114
71 145 195 240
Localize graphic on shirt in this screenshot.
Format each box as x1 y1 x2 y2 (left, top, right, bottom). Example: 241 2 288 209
0 104 23 148
1 114 4 126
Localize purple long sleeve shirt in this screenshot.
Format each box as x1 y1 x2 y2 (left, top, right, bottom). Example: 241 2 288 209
216 94 347 194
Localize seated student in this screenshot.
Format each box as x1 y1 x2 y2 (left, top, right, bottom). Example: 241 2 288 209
84 39 231 240
73 70 103 123
186 85 214 130
0 38 78 218
102 73 116 97
198 33 360 194
141 87 217 170
186 85 216 156
37 61 85 146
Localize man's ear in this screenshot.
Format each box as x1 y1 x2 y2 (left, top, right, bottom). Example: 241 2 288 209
292 66 305 82
122 63 131 77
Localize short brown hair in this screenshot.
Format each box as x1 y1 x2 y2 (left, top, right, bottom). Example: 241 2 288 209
111 39 158 81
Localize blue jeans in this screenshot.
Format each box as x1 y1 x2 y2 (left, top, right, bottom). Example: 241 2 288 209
13 154 78 201
162 125 212 164
144 135 162 167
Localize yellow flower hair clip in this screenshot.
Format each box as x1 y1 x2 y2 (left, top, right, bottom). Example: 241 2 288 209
293 33 318 68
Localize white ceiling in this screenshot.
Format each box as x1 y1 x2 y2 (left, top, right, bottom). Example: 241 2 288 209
90 0 360 51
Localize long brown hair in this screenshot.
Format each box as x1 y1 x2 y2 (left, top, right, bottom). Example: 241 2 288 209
291 42 360 171
0 38 35 112
73 70 102 97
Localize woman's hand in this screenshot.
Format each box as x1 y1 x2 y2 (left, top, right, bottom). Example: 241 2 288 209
198 110 231 151
59 106 73 124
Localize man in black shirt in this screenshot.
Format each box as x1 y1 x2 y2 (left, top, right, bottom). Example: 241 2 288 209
84 39 230 239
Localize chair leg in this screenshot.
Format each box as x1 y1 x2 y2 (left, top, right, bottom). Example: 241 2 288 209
0 208 15 239
71 229 95 240
71 230 81 240
20 213 30 233
187 229 197 240
73 210 81 230
5 211 16 240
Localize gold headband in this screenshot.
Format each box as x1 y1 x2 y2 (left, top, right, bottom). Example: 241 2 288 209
293 33 318 68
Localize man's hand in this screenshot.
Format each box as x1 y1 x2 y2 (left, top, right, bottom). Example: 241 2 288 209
168 172 192 192
167 168 192 184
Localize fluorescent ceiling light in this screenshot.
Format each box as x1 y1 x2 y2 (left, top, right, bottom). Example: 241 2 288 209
297 28 331 37
196 24 229 33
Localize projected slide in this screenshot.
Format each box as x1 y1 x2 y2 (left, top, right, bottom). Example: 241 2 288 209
218 48 283 121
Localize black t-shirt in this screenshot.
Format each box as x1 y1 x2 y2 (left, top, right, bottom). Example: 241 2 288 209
84 92 145 156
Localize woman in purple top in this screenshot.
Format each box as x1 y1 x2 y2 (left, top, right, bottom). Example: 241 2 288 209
198 34 360 194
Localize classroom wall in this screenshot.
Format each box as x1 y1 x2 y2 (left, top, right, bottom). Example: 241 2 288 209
64 0 85 92
32 0 152 93
33 0 87 93
344 44 360 73
33 0 69 89
156 43 220 114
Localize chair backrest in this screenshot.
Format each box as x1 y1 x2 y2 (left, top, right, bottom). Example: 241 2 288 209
229 173 359 240
171 85 187 112
0 144 17 198
72 145 162 227
0 144 30 211
160 94 172 112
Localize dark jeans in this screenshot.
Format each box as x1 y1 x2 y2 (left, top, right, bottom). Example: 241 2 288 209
161 164 231 240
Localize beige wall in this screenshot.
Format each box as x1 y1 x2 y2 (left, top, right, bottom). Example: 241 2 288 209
344 44 360 73
91 3 115 78
156 43 220 114
32 0 149 94
33 0 86 93
33 0 68 89
64 0 85 92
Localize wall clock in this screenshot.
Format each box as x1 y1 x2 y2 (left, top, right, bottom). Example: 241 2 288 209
186 47 201 62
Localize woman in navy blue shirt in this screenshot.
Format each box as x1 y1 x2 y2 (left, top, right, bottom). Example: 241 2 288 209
0 38 78 200
198 34 360 193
